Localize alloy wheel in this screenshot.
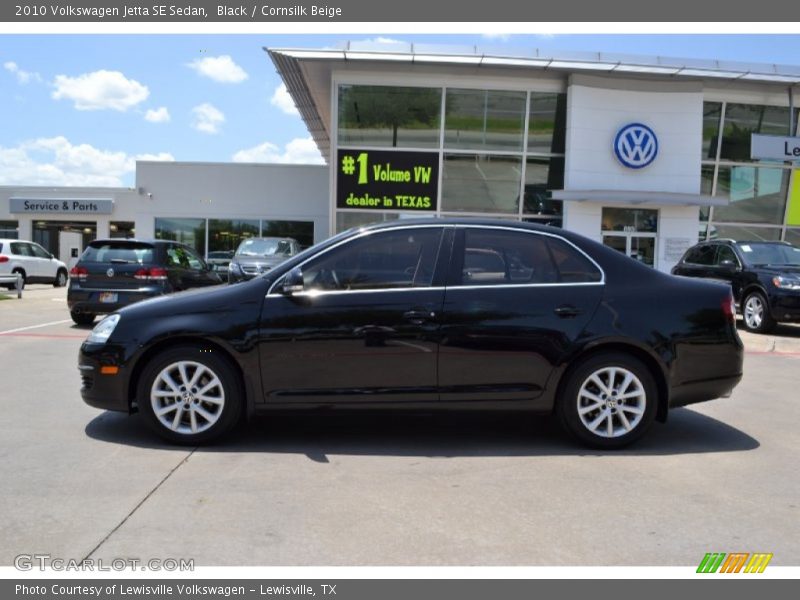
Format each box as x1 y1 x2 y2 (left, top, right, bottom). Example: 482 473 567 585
150 360 225 435
744 295 764 330
576 366 646 438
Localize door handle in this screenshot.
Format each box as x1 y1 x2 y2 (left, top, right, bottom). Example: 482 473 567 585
554 305 583 318
403 309 436 325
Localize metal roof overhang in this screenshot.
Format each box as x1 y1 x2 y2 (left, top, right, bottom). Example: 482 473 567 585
267 45 800 162
551 189 729 207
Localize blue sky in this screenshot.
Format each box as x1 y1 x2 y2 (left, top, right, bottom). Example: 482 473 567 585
4 33 800 187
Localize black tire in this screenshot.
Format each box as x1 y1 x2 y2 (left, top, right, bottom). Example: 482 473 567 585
53 269 68 287
741 290 775 334
137 345 243 445
70 311 96 326
556 352 658 450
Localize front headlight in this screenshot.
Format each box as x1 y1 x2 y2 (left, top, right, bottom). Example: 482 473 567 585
87 314 120 344
772 275 800 290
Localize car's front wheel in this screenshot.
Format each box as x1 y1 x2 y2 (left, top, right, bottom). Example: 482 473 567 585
70 311 95 325
138 345 243 444
557 352 657 449
742 290 775 333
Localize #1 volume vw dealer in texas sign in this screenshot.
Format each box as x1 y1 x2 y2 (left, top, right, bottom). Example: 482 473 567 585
337 149 438 211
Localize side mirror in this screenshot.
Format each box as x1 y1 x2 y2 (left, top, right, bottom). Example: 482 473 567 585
719 259 738 272
280 267 304 295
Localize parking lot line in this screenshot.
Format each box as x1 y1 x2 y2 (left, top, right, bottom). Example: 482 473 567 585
0 319 71 335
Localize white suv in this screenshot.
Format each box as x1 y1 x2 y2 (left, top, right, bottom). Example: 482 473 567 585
0 239 69 289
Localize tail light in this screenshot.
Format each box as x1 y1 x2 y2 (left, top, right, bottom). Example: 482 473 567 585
134 267 168 281
722 293 736 323
70 266 88 281
0 255 8 263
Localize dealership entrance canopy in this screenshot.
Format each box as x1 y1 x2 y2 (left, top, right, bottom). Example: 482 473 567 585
269 42 800 272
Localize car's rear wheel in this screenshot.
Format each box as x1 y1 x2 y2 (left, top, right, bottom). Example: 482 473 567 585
138 345 243 444
53 269 68 287
557 353 657 449
742 291 775 333
70 311 95 326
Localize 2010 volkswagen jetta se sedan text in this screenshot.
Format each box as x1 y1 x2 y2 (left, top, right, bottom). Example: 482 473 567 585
78 220 744 449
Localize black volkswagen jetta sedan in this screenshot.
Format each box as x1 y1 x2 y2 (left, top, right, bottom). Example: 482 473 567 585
78 220 743 449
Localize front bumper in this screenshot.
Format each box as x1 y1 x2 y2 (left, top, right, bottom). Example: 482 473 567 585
78 342 134 412
769 289 800 322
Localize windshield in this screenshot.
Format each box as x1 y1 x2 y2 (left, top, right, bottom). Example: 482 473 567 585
236 238 292 257
740 243 800 266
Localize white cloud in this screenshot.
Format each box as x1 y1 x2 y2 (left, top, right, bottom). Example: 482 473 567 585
187 55 248 83
481 33 512 41
0 136 173 187
3 61 42 84
52 70 149 111
232 137 323 165
144 106 170 123
191 103 225 134
270 83 299 116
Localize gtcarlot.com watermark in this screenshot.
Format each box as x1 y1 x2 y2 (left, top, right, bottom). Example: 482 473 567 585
14 554 194 572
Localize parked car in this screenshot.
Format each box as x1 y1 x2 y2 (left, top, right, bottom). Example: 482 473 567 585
206 250 235 273
78 219 743 448
671 239 800 333
67 239 223 325
0 238 68 290
227 237 301 283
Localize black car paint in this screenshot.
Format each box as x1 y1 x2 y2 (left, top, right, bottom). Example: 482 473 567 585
79 220 743 425
671 240 800 323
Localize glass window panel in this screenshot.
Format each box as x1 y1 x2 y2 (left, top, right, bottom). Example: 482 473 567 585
523 156 564 217
338 85 442 149
445 89 526 151
260 220 315 249
303 228 442 291
335 211 407 234
601 208 659 233
109 221 135 239
720 103 797 161
442 154 522 214
461 229 559 285
713 166 789 224
528 93 567 154
711 224 782 242
785 229 800 246
702 102 722 160
684 244 716 265
208 219 259 255
0 220 18 239
155 218 206 256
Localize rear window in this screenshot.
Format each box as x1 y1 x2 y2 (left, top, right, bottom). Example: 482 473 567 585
81 242 155 264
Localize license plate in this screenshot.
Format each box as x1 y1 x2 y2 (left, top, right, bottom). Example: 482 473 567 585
98 292 118 303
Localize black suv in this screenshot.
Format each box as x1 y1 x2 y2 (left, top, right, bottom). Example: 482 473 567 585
67 239 222 325
672 239 800 333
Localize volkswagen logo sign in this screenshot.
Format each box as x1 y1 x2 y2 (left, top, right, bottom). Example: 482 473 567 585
106 268 114 278
614 123 658 169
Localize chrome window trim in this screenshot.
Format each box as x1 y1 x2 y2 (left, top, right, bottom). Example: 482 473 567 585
266 223 606 297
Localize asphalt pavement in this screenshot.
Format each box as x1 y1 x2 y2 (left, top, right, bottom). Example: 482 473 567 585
0 285 798 566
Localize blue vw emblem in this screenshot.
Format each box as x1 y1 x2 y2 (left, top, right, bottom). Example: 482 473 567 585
614 123 658 169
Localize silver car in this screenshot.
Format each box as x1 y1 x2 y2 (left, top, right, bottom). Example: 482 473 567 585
227 237 301 283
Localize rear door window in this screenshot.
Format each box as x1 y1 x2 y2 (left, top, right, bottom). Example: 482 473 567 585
683 244 715 265
10 242 32 257
82 242 155 264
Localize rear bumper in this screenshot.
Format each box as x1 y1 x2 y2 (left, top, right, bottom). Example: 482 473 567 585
68 286 164 314
669 373 743 409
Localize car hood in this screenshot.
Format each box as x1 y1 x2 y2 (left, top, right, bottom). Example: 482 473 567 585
753 265 800 276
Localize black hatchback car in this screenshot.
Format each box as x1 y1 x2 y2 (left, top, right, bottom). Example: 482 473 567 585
671 239 800 333
78 220 743 449
68 239 222 325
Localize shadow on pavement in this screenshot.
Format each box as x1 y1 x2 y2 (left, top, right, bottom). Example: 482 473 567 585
85 407 759 459
736 319 800 338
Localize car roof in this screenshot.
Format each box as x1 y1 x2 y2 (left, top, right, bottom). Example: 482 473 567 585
87 238 182 246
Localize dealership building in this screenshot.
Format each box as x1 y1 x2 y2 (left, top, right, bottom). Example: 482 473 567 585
4 43 800 273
